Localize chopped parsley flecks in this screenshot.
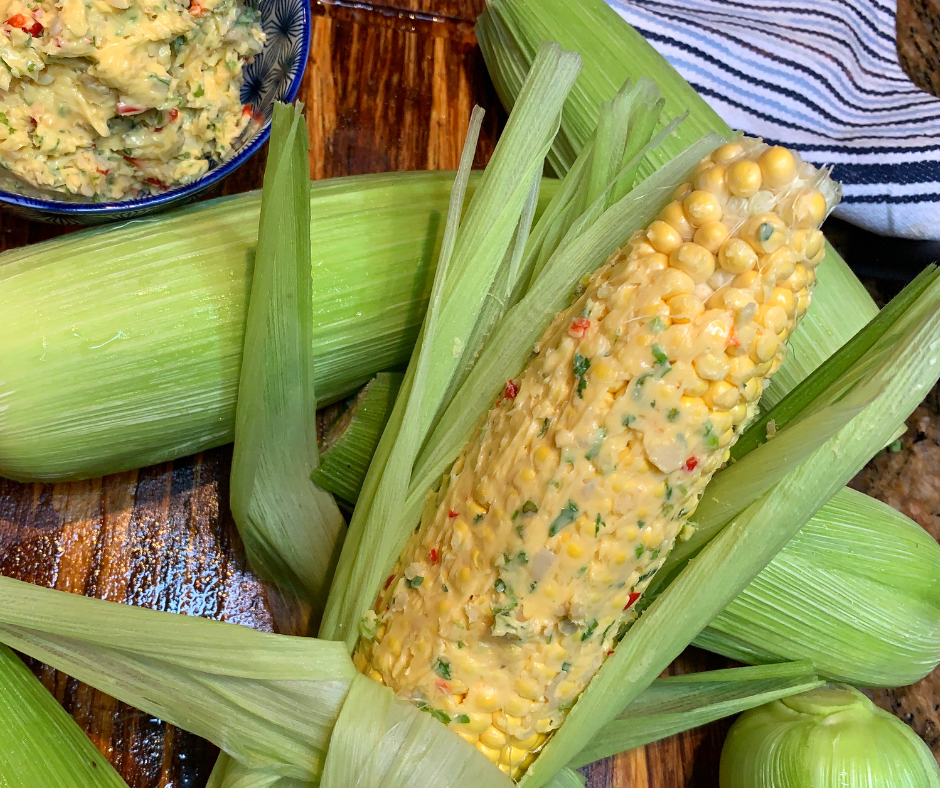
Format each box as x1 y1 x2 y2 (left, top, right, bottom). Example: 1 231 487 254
585 428 607 461
622 414 636 427
651 344 669 365
407 576 424 588
635 544 644 559
703 420 720 450
434 658 452 680
581 619 599 641
649 316 666 333
538 417 550 437
633 372 653 400
549 500 579 537
523 500 539 515
666 407 680 422
573 353 591 398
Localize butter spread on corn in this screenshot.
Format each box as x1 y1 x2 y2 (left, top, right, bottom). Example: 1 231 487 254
0 0 263 199
354 138 839 779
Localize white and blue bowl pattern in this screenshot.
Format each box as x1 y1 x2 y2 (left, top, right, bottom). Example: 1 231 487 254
0 0 311 225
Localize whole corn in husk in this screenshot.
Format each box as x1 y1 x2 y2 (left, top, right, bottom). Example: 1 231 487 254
354 135 839 777
696 487 940 686
0 172 558 483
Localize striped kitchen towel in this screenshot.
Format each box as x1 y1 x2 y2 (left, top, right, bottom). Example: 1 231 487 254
606 0 940 239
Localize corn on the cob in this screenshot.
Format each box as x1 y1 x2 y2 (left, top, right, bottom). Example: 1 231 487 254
353 138 838 778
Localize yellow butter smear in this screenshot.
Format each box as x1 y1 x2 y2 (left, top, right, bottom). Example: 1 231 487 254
354 138 839 779
0 0 263 199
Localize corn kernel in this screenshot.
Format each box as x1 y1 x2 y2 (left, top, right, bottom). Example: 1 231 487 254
719 428 735 448
783 189 827 228
694 352 730 381
518 467 536 483
743 377 763 402
703 380 739 410
458 567 473 584
758 146 797 187
514 733 543 751
694 164 728 198
534 444 552 465
727 159 762 197
780 263 808 292
683 190 723 226
762 246 796 282
712 141 744 164
669 242 716 284
593 360 615 381
653 266 695 298
437 598 449 615
667 293 705 324
514 676 541 700
681 395 709 423
647 220 683 254
458 731 479 745
807 247 826 269
718 238 758 274
477 742 501 763
730 401 749 425
767 286 796 318
369 668 383 682
566 542 583 559
759 304 788 334
727 355 756 385
673 181 693 201
743 214 787 254
693 220 729 253
732 270 760 290
659 200 694 240
614 551 627 565
710 410 734 434
693 158 714 177
632 239 657 257
472 684 500 713
751 329 780 363
805 229 825 259
506 694 534 717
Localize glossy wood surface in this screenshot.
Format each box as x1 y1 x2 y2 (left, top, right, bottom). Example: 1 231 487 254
1 1 938 787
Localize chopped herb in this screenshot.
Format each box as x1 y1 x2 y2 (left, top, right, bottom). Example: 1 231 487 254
512 509 521 521
758 222 775 243
433 658 452 680
703 421 719 450
529 582 537 591
635 545 644 559
558 699 575 712
442 584 449 592
358 615 378 641
515 523 524 538
456 714 471 724
193 84 204 98
649 316 666 333
585 428 607 461
577 565 588 576
149 74 171 86
457 641 464 649
522 500 538 515
547 634 553 644
622 414 636 427
517 551 528 565
638 567 658 583
573 353 591 398
888 438 904 452
0 112 9 128
561 661 571 671
666 408 680 422
678 508 690 518
638 520 646 528
474 513 484 523
633 372 653 399
494 578 507 594
407 576 424 588
581 619 599 641
549 500 579 537
664 482 673 500
595 513 605 536
537 417 550 437
427 707 451 725
650 549 660 560
651 344 669 364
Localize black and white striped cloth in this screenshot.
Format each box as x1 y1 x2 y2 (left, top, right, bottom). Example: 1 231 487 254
606 0 940 239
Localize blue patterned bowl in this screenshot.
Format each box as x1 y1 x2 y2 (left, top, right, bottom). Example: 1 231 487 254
0 0 310 225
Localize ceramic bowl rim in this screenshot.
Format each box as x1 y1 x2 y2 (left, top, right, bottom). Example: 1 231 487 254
0 0 311 217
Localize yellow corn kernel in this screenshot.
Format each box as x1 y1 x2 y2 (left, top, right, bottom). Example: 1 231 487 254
703 380 740 410
732 270 760 290
668 293 705 324
726 159 762 197
719 287 757 313
368 668 383 682
437 598 450 615
710 410 734 434
505 694 534 718
712 141 744 164
646 220 683 254
693 158 714 177
659 200 694 240
759 304 788 334
632 239 657 257
477 742 501 763
694 164 728 198
566 542 583 559
767 287 796 319
727 356 756 386
683 190 723 226
758 145 797 187
472 684 501 713
669 242 716 284
673 181 693 201
718 238 758 274
693 220 729 253
743 377 763 402
468 499 487 517
797 290 812 317
762 247 796 283
719 427 735 448
514 732 543 751
534 444 552 465
458 731 479 746
694 352 730 381
743 214 787 254
805 229 825 259
518 467 536 483
730 401 749 425
780 263 808 292
751 329 780 363
807 247 826 269
653 266 695 299
681 395 709 423
458 566 473 585
784 189 827 228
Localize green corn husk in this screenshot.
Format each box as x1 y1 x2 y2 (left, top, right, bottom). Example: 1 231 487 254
313 373 405 505
0 575 356 784
719 685 940 788
0 644 128 788
476 0 879 404
569 662 822 768
0 171 559 484
229 103 345 616
695 487 940 687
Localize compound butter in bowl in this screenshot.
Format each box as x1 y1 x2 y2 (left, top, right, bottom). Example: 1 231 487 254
0 0 309 223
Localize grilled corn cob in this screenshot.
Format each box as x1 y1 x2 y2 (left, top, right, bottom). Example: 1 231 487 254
353 139 839 778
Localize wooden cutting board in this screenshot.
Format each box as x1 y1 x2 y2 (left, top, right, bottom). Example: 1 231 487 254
0 2 937 786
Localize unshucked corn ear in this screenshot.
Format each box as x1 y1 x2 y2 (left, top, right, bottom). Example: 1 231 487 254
354 136 839 776
696 486 940 687
476 0 879 405
0 171 558 483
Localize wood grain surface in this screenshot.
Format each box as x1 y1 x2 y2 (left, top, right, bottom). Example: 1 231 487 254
1 2 938 788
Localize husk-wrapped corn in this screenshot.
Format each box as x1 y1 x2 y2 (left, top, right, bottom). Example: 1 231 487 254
355 138 839 778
